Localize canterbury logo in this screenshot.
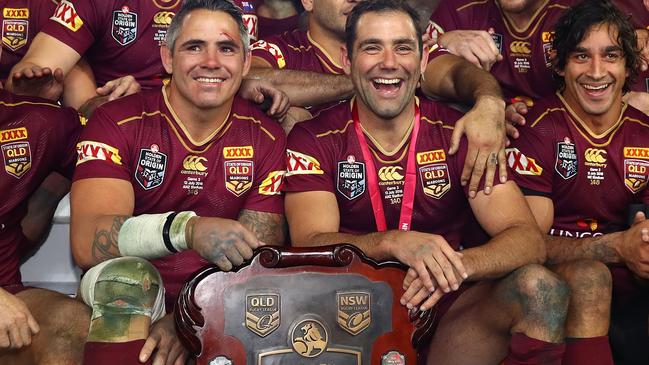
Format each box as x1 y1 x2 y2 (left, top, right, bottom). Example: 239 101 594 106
624 147 649 160
153 11 174 25
378 166 403 181
584 148 607 163
182 155 207 171
510 41 531 54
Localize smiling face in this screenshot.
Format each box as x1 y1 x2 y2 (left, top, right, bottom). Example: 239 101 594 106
161 9 250 112
304 0 358 40
343 10 426 121
558 22 628 124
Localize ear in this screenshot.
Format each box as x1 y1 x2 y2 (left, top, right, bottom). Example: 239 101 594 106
161 44 173 75
341 44 352 76
242 49 252 77
302 0 313 12
420 44 429 74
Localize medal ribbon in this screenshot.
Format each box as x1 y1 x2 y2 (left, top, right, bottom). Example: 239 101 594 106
352 100 420 232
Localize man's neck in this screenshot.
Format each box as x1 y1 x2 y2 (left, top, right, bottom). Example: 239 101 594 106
560 92 624 135
165 86 232 143
307 20 344 64
500 0 546 30
356 99 416 153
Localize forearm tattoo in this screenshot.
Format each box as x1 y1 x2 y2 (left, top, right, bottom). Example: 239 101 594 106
91 216 128 262
238 209 286 245
545 234 619 265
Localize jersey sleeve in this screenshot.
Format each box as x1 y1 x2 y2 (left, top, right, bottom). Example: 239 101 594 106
53 107 84 179
72 106 132 182
425 0 457 64
507 120 555 196
250 36 290 69
40 0 100 57
283 124 335 193
241 125 287 214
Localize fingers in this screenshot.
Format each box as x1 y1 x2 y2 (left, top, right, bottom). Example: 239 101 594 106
497 148 507 184
447 118 465 155
482 152 497 195
0 332 9 348
139 333 160 363
505 122 519 140
467 148 486 198
407 286 432 310
97 76 141 100
642 227 649 243
633 211 647 225
428 248 463 292
505 103 527 127
8 322 24 348
412 262 435 292
419 290 445 312
439 243 467 280
400 277 424 308
402 268 418 289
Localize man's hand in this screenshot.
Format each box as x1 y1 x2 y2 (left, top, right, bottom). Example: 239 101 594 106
636 28 649 72
187 216 264 271
619 212 649 279
10 64 64 100
400 268 445 312
239 78 291 119
385 230 466 294
504 101 529 140
138 314 187 365
0 288 40 349
438 30 503 71
450 95 507 197
96 75 141 102
623 91 649 116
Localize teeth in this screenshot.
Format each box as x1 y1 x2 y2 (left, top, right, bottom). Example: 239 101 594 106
582 84 608 90
196 77 224 83
374 78 400 85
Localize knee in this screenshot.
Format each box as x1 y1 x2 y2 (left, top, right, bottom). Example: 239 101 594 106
506 264 570 328
561 260 612 304
80 257 165 322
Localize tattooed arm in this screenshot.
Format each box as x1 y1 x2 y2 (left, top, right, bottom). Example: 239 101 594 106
237 209 286 246
70 178 135 269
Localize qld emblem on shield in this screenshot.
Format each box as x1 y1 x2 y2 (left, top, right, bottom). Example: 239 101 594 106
245 293 280 337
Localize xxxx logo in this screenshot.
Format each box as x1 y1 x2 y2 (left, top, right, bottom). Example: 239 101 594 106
76 141 122 165
258 170 284 195
506 148 543 176
510 41 531 54
624 147 649 160
250 40 286 68
3 8 28 18
182 155 207 171
0 127 27 143
378 166 403 181
51 0 83 32
286 149 323 175
416 149 446 165
584 148 607 164
223 146 253 159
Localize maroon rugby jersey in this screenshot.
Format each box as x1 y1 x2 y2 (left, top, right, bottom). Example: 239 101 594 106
426 0 573 100
73 87 286 304
508 93 649 238
284 98 503 250
0 89 82 286
0 0 58 81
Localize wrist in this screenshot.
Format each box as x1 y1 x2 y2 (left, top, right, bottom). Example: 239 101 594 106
185 216 199 250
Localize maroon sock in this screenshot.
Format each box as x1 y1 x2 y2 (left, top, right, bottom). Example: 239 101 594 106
504 333 566 365
83 339 151 365
562 336 613 365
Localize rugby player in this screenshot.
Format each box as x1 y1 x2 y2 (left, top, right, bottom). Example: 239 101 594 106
70 0 286 363
284 1 570 364
507 1 649 363
0 79 88 363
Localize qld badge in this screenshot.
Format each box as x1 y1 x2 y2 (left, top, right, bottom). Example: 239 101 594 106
419 163 450 199
2 141 31 178
224 160 253 196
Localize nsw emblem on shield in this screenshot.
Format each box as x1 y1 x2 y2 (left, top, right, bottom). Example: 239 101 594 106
336 291 371 335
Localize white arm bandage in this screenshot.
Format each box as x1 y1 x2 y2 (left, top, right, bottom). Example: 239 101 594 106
117 211 196 259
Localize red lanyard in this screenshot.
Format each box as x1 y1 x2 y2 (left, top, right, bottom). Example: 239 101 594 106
352 100 420 232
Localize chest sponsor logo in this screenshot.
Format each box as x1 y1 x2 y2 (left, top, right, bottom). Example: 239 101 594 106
419 163 450 199
223 145 253 159
112 8 137 46
490 30 503 53
378 166 403 181
2 141 30 178
624 147 649 159
584 148 607 164
3 8 28 18
555 140 578 180
416 149 445 165
624 159 649 193
337 160 365 200
251 40 286 69
509 41 531 55
76 141 122 165
506 148 543 176
224 160 253 196
336 291 370 336
286 149 323 175
135 148 167 190
245 293 280 337
51 0 83 32
182 155 207 172
0 127 27 143
153 11 174 26
291 318 328 358
584 148 607 185
258 170 284 195
2 19 28 50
